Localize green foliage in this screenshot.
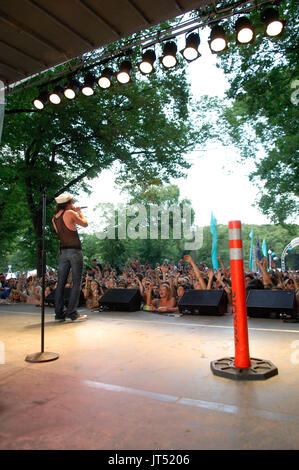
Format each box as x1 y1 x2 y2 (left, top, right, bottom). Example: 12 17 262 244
86 184 195 267
194 0 299 223
0 45 203 273
76 221 299 272
77 185 299 270
197 223 298 269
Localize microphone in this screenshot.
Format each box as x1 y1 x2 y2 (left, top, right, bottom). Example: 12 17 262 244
80 206 87 209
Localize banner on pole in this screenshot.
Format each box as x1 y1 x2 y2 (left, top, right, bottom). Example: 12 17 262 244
210 212 219 271
249 230 254 270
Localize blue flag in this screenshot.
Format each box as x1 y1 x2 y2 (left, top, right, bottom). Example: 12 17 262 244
210 212 219 271
249 230 254 270
256 235 262 261
256 235 262 273
262 238 267 258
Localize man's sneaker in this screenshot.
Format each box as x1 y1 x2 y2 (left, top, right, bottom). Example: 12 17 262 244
68 312 88 322
55 314 66 322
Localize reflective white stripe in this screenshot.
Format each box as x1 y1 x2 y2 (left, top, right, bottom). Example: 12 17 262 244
229 248 243 260
84 380 299 424
228 228 242 240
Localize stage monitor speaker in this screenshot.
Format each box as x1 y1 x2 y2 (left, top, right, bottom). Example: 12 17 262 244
178 289 227 315
98 288 141 312
45 288 85 307
246 289 296 318
64 287 85 307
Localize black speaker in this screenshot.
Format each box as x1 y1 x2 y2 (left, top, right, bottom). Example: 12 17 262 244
63 287 85 307
246 289 296 318
45 288 85 307
178 289 228 315
45 290 55 306
98 288 141 312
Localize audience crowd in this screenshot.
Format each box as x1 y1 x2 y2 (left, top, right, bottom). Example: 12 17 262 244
1 255 298 315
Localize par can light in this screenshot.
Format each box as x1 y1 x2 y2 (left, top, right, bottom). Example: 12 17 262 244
209 25 227 53
64 80 80 99
261 8 284 37
235 17 254 44
181 32 200 62
98 68 114 89
32 90 48 110
138 49 156 75
81 73 96 96
161 41 177 69
116 60 132 84
49 85 64 105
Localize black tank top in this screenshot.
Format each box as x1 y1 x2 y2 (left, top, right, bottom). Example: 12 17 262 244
53 211 82 250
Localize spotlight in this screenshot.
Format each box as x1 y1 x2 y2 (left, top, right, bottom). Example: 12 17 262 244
161 41 177 68
32 90 48 110
209 25 227 53
138 49 156 75
97 68 114 89
64 80 80 99
261 8 284 37
49 85 64 105
81 73 96 96
116 60 132 84
235 17 254 44
181 32 200 62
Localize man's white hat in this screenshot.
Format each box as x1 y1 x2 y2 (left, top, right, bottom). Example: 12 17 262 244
54 192 74 204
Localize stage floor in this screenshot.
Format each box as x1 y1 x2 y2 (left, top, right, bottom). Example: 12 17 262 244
1 304 299 450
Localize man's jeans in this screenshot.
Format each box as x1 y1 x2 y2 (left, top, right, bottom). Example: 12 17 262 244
55 248 83 317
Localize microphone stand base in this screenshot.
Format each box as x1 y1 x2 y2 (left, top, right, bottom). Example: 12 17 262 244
25 352 59 363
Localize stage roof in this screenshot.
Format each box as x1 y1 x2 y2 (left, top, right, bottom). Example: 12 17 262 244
0 0 215 86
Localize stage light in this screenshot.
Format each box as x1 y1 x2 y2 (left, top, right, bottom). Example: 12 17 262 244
261 8 284 37
181 32 200 62
98 68 114 89
235 17 254 44
32 90 48 110
81 73 96 96
116 60 132 84
161 41 178 68
209 25 227 53
49 86 64 105
138 49 156 75
64 80 80 99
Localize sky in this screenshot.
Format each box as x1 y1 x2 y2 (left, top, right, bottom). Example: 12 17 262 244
78 27 296 232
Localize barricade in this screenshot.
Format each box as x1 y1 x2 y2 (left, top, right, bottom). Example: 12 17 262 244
210 221 278 380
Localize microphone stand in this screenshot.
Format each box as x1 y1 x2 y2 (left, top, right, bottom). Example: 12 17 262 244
25 187 59 363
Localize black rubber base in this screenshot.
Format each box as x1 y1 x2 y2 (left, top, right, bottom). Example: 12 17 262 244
25 352 59 363
210 357 278 381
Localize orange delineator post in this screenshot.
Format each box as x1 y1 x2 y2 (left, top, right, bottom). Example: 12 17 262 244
228 220 251 369
211 219 278 380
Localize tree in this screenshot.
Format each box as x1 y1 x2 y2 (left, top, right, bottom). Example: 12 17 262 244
194 0 299 223
1 44 203 274
86 183 196 266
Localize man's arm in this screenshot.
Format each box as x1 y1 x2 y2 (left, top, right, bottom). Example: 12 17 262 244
69 209 88 227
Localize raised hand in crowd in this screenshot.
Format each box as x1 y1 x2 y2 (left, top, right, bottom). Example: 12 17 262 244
207 268 215 290
256 259 273 289
184 255 206 290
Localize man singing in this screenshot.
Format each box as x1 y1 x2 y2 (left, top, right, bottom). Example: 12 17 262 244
52 192 88 322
